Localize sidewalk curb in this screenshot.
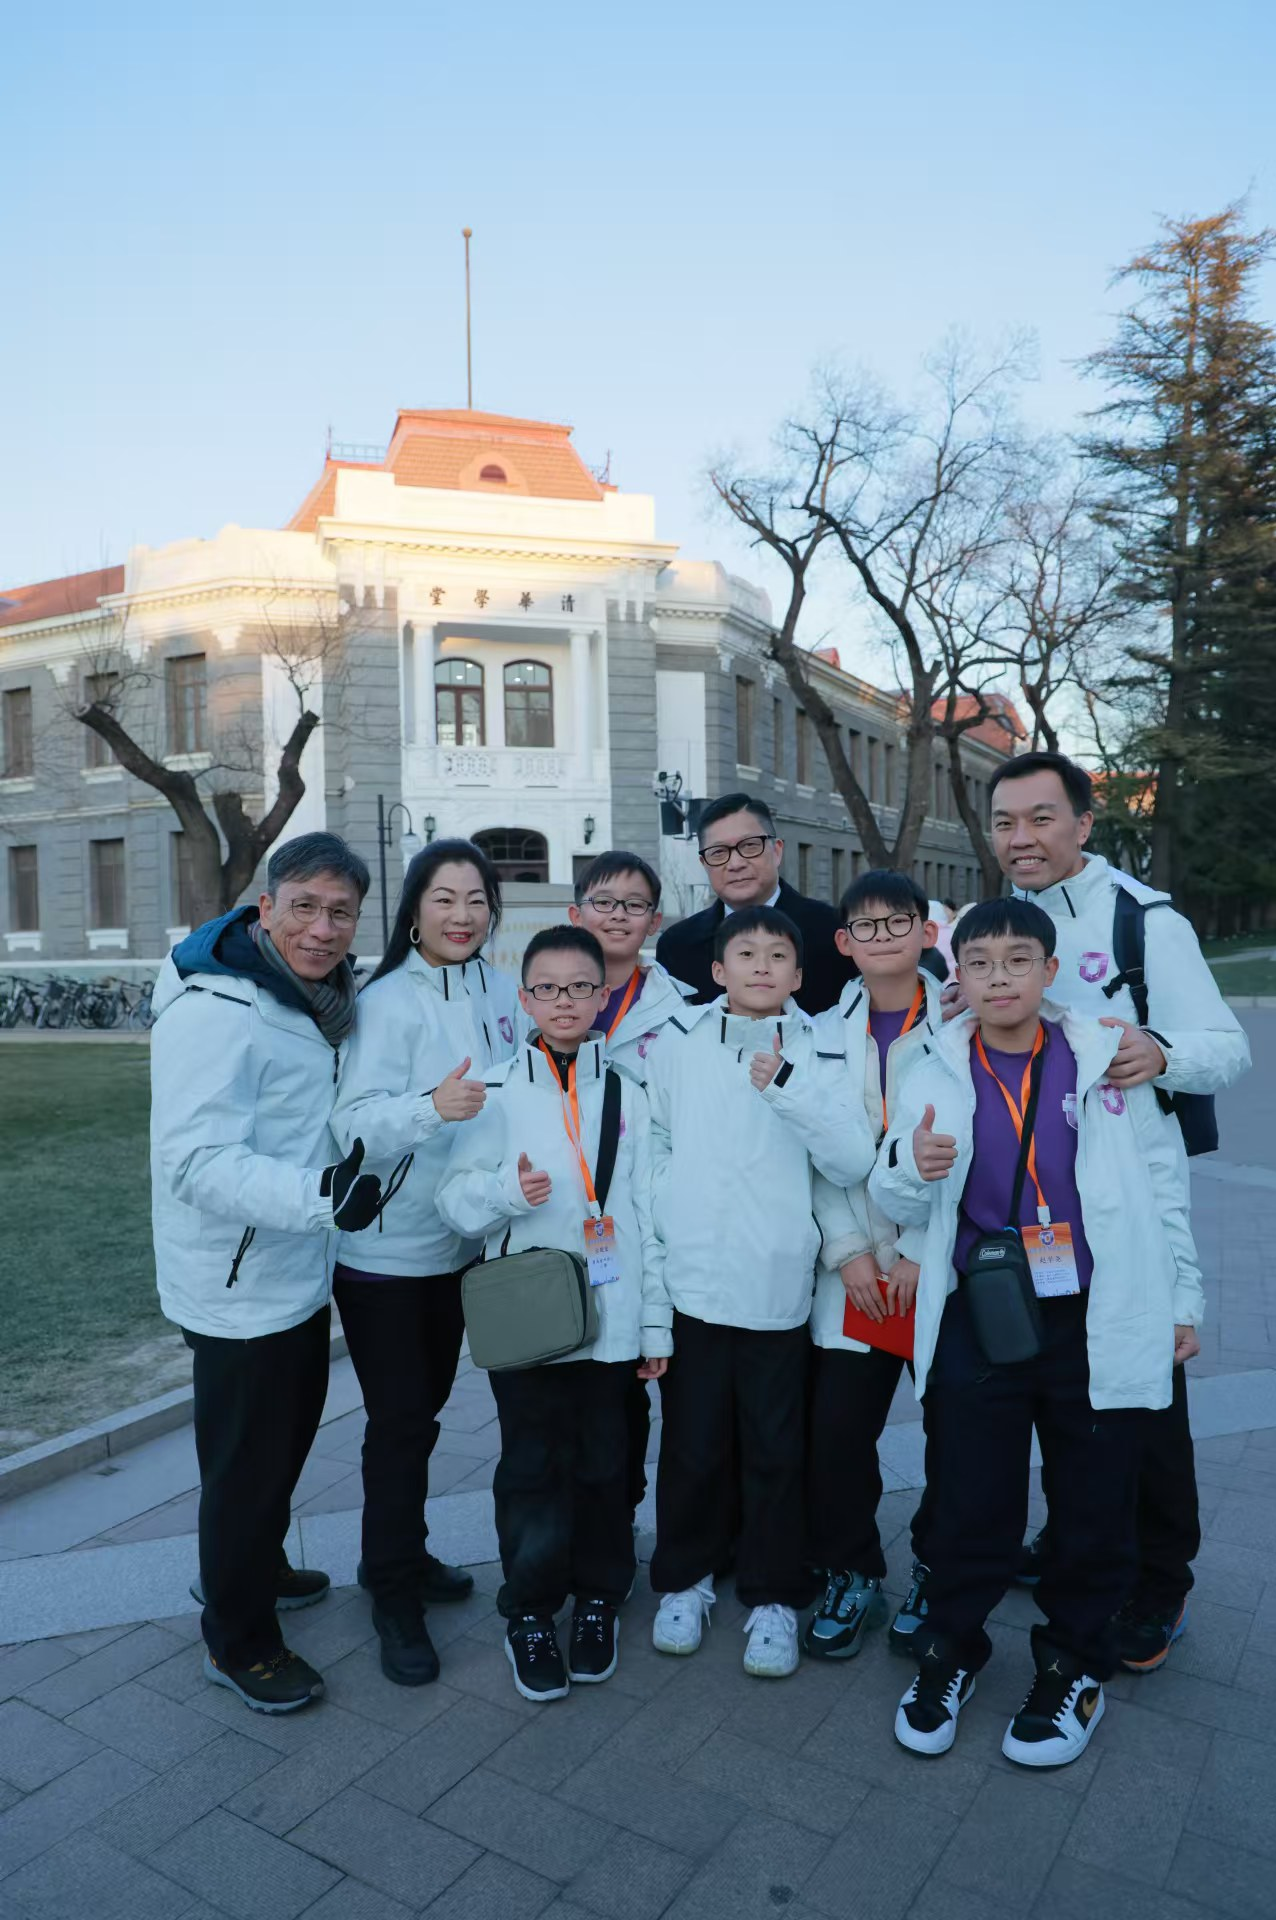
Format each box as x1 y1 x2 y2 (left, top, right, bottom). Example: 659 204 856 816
0 1332 350 1506
1224 995 1276 1009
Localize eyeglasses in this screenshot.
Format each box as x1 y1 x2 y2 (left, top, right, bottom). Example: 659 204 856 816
845 912 918 942
280 899 359 930
960 954 1047 979
525 980 606 1002
700 834 773 868
581 894 655 919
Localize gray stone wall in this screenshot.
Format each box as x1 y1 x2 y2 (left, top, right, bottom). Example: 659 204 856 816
604 598 661 866
316 586 404 950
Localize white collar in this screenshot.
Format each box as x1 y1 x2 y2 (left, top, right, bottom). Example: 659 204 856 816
723 885 782 917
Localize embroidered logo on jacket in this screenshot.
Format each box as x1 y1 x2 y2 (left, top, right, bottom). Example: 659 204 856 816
498 1015 514 1044
1062 1092 1078 1131
1099 1082 1127 1116
636 1030 660 1060
1079 952 1110 984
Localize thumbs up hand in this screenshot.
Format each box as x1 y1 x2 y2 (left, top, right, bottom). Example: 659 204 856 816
913 1103 958 1182
517 1151 552 1207
749 1031 786 1092
432 1057 487 1123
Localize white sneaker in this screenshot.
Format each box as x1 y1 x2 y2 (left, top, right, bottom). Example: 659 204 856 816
742 1604 799 1678
1002 1660 1105 1768
652 1577 715 1655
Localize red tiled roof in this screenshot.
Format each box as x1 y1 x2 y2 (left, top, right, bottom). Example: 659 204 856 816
287 409 604 530
0 564 124 630
932 692 1027 752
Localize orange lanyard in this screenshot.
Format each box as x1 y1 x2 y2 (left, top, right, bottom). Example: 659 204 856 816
537 1040 599 1211
868 982 926 1131
974 1023 1048 1219
604 967 643 1039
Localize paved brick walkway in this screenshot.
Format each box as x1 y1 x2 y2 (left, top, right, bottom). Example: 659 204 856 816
1 1014 1275 1919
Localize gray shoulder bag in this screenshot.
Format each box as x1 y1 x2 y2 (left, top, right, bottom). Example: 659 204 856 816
462 1067 623 1371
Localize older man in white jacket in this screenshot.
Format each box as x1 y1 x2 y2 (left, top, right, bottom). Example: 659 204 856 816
151 833 386 1716
984 751 1250 1673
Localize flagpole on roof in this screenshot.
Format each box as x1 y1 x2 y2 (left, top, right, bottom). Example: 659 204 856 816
463 227 473 410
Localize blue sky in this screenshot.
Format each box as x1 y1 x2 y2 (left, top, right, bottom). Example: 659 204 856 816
3 0 1272 668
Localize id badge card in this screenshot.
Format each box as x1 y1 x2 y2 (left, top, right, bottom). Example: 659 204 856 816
1022 1221 1080 1297
583 1213 621 1288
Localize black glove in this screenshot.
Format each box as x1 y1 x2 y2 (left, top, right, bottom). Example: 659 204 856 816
321 1138 384 1232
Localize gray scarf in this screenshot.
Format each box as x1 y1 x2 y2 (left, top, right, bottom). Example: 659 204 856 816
250 922 358 1049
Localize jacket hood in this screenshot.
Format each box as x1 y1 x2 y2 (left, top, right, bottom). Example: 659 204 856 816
1010 851 1170 918
405 945 497 1000
832 965 945 1031
169 906 312 1020
928 998 1121 1092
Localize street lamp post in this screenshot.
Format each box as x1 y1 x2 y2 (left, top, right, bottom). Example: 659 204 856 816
376 795 416 952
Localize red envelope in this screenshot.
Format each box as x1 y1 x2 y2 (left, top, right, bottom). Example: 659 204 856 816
842 1279 915 1358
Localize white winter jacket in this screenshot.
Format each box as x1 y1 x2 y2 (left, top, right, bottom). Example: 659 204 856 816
809 968 945 1351
435 1036 671 1364
330 949 522 1277
868 1003 1204 1411
645 997 878 1332
149 956 343 1339
1011 854 1249 1095
602 962 697 1085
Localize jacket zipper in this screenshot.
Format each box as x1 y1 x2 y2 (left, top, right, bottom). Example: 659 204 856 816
226 1226 256 1287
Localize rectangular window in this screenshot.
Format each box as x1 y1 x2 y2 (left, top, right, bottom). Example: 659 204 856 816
83 672 119 768
772 698 784 779
848 728 862 785
798 843 813 895
90 838 126 928
166 654 208 755
505 661 554 748
831 845 846 904
851 848 865 880
735 677 755 767
866 736 880 802
3 688 33 779
883 742 895 807
796 710 811 786
8 845 38 931
170 833 199 927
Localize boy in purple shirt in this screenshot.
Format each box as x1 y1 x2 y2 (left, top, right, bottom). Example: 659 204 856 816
870 899 1202 1769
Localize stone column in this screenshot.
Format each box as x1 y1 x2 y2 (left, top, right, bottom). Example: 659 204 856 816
570 628 593 777
415 622 436 748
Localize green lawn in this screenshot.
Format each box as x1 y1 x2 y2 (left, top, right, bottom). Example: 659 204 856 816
1202 932 1276 958
0 1042 189 1456
1208 959 1276 998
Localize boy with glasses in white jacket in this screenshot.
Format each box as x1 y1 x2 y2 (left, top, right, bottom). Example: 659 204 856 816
871 898 1202 1769
645 906 876 1679
437 926 670 1703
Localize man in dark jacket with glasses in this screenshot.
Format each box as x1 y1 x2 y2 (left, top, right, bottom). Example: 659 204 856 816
656 793 855 1015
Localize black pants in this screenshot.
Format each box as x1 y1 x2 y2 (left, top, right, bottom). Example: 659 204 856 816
652 1312 809 1610
808 1343 933 1578
625 1373 653 1515
921 1289 1143 1679
1131 1361 1199 1613
490 1359 636 1616
184 1305 331 1668
332 1266 467 1601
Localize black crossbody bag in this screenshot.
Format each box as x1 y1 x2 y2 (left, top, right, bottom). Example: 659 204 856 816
962 1033 1048 1367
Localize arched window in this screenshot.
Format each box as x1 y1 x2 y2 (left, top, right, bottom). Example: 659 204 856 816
435 658 484 747
472 828 549 884
504 660 553 748
479 464 507 483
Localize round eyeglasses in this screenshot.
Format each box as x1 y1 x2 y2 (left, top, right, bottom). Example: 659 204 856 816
959 954 1047 979
845 912 918 942
700 834 773 868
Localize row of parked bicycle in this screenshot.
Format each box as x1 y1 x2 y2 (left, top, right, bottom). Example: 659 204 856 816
0 973 156 1029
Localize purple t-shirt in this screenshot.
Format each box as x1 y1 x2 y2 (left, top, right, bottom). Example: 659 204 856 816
868 1006 911 1102
954 1021 1095 1288
600 968 645 1035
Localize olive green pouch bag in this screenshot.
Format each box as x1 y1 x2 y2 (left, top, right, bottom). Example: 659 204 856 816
462 1068 622 1372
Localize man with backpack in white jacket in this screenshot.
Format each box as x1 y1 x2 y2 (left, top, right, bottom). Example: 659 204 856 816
982 752 1250 1672
151 833 389 1715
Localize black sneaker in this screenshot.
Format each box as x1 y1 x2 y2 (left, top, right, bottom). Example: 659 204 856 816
1002 1645 1103 1767
803 1570 888 1660
894 1634 976 1755
567 1600 619 1683
191 1560 331 1612
1014 1525 1049 1589
506 1614 569 1702
888 1560 931 1655
1113 1599 1189 1673
356 1555 475 1604
203 1646 323 1714
371 1597 441 1687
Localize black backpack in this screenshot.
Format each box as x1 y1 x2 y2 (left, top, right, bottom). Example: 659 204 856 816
1104 887 1218 1157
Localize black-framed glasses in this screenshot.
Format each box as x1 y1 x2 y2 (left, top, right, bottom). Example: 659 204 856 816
581 894 655 918
845 912 917 942
960 954 1047 979
526 980 607 1002
700 834 773 868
